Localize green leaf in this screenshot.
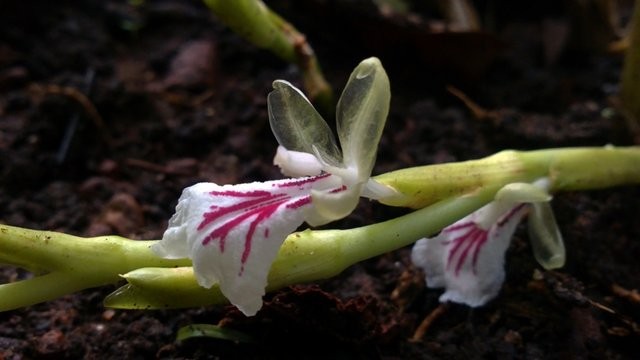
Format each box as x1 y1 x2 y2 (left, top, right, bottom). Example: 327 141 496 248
268 80 342 166
336 57 390 181
177 324 253 343
104 267 228 310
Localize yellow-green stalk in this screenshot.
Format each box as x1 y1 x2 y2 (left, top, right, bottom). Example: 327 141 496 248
620 2 640 125
204 0 332 108
1 146 639 311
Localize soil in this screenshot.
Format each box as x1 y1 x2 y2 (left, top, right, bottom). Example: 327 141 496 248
1 0 639 359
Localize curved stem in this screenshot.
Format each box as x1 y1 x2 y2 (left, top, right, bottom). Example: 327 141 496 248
203 0 332 106
2 146 640 311
0 226 190 312
103 186 495 309
0 272 88 310
374 146 640 208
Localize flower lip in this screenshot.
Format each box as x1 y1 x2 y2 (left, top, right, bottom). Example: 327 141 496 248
412 200 529 307
152 174 342 316
411 178 564 308
154 57 395 316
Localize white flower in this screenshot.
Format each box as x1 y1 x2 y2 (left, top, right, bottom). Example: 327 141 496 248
411 179 565 307
152 57 396 316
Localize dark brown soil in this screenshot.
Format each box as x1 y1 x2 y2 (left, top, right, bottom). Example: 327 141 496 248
1 1 639 358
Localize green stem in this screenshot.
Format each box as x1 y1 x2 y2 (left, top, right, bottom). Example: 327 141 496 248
0 272 87 310
104 188 495 309
0 226 189 311
620 2 640 125
204 0 294 62
105 146 640 308
2 146 639 311
203 0 332 106
374 147 640 208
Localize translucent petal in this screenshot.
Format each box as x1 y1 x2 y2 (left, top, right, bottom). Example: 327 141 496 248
336 57 390 180
528 202 566 269
307 184 362 226
310 144 358 185
494 182 552 204
268 80 342 166
360 178 400 201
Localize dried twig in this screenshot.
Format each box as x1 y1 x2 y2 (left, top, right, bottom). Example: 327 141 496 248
410 303 449 342
29 84 106 134
611 284 640 304
447 85 500 124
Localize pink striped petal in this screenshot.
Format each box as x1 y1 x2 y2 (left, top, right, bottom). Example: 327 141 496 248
152 174 339 315
412 202 528 307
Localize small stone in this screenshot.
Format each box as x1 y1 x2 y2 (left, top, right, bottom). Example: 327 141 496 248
33 329 67 356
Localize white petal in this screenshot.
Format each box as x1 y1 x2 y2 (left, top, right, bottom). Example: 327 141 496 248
152 175 337 316
273 146 323 178
412 203 528 307
411 236 447 288
472 200 515 229
153 191 193 259
445 204 528 306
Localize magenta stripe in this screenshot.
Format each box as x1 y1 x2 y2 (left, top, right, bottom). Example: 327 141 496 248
469 230 489 275
276 173 331 188
497 203 527 226
202 198 288 250
447 229 472 269
238 201 283 275
209 189 271 197
286 196 311 209
453 228 483 275
443 221 475 233
198 193 286 230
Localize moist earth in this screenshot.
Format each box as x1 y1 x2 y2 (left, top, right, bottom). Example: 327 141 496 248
1 1 639 358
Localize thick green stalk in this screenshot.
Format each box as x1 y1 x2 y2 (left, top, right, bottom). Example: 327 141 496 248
105 146 640 309
620 2 640 124
0 272 90 311
203 0 332 106
204 0 295 62
2 146 639 311
374 147 640 208
104 189 495 309
0 226 189 311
